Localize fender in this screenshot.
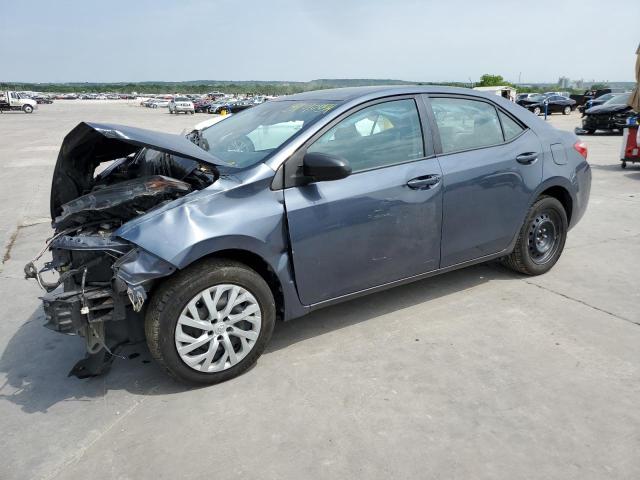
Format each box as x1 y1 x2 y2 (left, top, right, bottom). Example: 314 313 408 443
116 171 308 321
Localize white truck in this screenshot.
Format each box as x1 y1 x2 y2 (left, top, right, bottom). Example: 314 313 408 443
0 91 38 113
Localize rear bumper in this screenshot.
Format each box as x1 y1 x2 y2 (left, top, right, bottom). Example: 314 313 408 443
572 162 592 229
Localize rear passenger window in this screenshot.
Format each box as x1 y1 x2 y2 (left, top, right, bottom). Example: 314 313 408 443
498 111 524 141
430 98 503 153
308 99 424 172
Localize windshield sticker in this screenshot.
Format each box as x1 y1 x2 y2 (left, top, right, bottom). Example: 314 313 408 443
285 103 337 114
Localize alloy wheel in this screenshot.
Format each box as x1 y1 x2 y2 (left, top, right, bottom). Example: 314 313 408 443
174 284 262 373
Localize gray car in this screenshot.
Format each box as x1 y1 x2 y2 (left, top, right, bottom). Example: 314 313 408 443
26 86 591 384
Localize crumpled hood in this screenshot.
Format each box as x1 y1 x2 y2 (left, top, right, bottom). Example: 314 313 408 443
585 104 632 116
50 122 227 219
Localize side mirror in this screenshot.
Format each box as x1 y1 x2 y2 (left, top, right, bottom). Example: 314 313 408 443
303 152 351 183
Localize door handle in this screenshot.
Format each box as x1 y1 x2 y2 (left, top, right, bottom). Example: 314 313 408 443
407 175 441 190
516 152 539 164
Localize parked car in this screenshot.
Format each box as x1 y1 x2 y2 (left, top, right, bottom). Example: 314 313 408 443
26 86 591 385
572 88 613 108
580 93 634 134
33 95 53 104
193 98 213 113
516 93 540 102
149 99 170 108
578 93 618 114
169 97 195 114
209 99 253 114
543 91 570 98
0 90 38 113
517 94 576 115
207 100 233 114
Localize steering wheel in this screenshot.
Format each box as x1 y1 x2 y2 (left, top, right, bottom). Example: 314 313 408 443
226 135 255 153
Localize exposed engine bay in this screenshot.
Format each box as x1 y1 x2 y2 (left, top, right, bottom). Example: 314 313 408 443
24 122 223 378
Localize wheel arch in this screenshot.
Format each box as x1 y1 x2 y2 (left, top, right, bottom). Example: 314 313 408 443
539 184 573 224
529 177 576 225
203 248 286 322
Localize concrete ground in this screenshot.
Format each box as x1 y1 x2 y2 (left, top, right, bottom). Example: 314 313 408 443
0 102 638 480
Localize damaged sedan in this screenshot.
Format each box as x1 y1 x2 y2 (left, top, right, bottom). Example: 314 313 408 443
26 86 591 385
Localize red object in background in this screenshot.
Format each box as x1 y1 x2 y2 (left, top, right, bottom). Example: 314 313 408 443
621 125 639 169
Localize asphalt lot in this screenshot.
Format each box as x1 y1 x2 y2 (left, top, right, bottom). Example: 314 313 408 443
0 101 639 480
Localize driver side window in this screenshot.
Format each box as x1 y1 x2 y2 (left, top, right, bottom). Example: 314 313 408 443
307 99 424 173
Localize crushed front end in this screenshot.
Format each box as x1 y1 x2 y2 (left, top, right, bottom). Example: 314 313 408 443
25 122 222 378
25 222 177 378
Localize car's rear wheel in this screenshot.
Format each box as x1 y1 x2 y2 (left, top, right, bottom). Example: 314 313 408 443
563 106 571 115
145 258 275 385
502 196 567 275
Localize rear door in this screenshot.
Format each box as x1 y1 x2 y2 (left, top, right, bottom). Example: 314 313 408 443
425 95 543 267
283 97 443 305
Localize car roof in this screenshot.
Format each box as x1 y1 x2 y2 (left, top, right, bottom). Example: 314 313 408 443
275 85 483 102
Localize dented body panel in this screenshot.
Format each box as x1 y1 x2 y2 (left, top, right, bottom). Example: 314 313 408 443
26 86 591 379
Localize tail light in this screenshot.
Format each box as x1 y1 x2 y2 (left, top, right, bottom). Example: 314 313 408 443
574 140 588 159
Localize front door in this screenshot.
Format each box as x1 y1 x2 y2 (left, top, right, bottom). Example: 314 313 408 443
427 96 543 267
284 98 443 305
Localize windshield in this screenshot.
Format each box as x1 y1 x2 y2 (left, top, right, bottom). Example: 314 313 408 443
529 94 547 102
595 93 615 102
604 94 630 105
175 97 189 102
199 100 338 168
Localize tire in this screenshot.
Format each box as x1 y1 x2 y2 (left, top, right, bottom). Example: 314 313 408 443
562 106 571 115
22 104 33 114
502 196 568 275
145 258 276 385
533 106 541 116
622 161 627 169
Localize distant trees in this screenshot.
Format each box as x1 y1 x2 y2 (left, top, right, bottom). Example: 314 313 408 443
477 74 514 87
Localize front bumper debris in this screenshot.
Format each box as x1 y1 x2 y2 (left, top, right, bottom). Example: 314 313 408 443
42 286 126 334
26 234 177 378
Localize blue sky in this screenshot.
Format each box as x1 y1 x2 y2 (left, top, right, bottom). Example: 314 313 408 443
1 0 638 83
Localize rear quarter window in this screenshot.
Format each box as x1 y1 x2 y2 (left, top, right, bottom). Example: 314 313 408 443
430 97 504 153
498 111 525 141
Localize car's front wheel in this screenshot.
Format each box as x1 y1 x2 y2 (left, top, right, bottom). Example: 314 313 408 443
533 106 541 115
563 106 571 115
145 259 276 385
502 196 568 275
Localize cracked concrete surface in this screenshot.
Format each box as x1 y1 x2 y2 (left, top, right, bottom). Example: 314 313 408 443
0 103 639 480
